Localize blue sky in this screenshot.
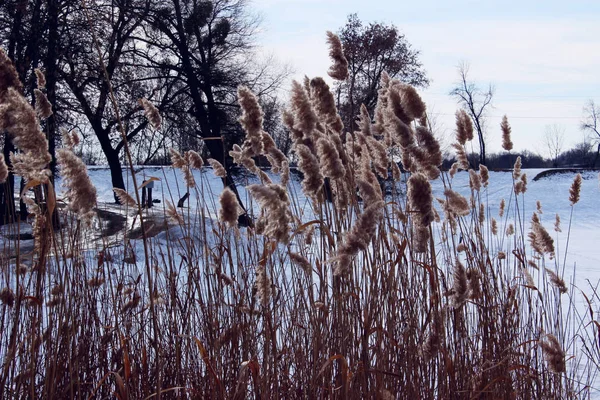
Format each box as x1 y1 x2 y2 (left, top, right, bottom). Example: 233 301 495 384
251 0 600 154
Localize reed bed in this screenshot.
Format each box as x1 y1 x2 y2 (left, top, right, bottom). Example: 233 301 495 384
0 34 599 399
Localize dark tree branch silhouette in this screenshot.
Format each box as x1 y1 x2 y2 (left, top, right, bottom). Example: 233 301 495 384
450 62 493 166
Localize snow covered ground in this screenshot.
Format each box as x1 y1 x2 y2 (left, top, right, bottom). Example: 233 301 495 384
71 166 600 284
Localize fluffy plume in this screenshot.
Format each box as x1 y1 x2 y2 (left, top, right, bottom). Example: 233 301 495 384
449 162 459 178
317 138 344 179
187 150 204 169
357 104 372 137
332 201 384 275
366 136 389 177
237 85 264 156
545 268 567 294
0 154 7 184
499 199 506 217
34 89 52 119
0 88 52 182
247 184 291 243
255 264 272 307
61 129 80 150
455 110 473 145
289 252 311 274
295 144 323 202
413 223 430 253
169 148 186 168
569 173 582 205
34 68 46 89
539 334 566 373
408 173 434 226
326 31 348 81
374 72 391 136
506 224 515 236
165 200 184 224
0 287 15 307
415 126 442 167
387 83 425 125
443 189 471 216
452 143 469 170
501 115 513 151
399 84 426 122
113 188 136 207
310 77 343 134
139 98 161 130
289 81 318 141
219 187 242 228
469 169 481 192
513 156 522 179
479 164 489 187
529 217 555 258
0 48 22 98
452 260 469 308
57 148 97 225
554 214 562 232
491 218 498 235
208 158 227 178
478 203 485 224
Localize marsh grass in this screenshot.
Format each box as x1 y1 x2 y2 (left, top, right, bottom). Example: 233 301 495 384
0 33 599 400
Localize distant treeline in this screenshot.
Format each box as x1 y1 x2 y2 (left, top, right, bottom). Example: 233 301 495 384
441 146 599 170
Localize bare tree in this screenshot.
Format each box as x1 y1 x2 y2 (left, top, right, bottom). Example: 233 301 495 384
450 62 493 166
543 124 565 167
581 99 600 167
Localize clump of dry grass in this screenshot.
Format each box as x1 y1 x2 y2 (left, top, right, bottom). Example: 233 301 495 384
0 36 595 400
57 147 97 225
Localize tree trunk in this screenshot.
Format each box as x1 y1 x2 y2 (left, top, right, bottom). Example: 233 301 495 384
45 0 59 176
97 129 126 202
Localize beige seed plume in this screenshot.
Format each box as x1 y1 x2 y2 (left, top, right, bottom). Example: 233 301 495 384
295 144 323 202
34 89 52 119
310 77 343 134
187 150 204 169
57 148 97 225
545 268 567 294
34 68 46 89
219 187 242 228
455 109 473 145
443 189 471 216
0 88 52 182
208 158 227 178
0 154 7 184
554 214 561 232
289 252 311 274
0 48 22 98
479 164 489 187
139 98 161 130
316 137 344 180
113 188 136 207
408 173 434 226
513 156 522 179
452 260 469 308
501 115 513 151
289 80 318 141
165 200 184 224
326 31 348 81
469 169 481 192
237 85 264 156
569 173 582 205
332 201 384 276
539 334 566 373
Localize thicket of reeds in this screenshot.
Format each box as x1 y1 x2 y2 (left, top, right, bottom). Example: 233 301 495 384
0 32 599 399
